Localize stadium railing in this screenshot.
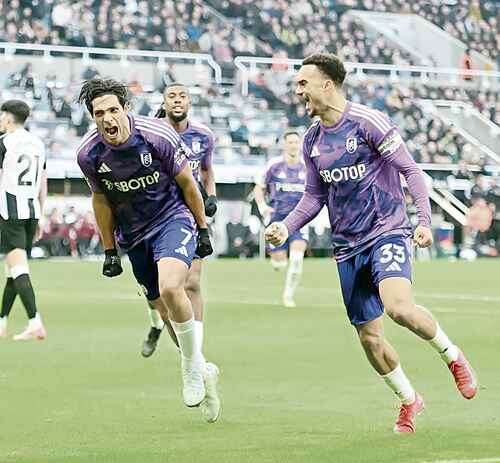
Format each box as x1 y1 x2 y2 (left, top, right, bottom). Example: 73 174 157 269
234 56 500 96
0 42 222 85
420 99 500 166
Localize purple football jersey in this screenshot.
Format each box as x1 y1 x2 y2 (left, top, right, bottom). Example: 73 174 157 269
166 120 214 181
77 115 194 251
260 157 306 216
284 101 431 262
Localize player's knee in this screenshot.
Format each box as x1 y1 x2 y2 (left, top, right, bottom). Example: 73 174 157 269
185 275 201 295
385 300 414 326
359 330 384 353
159 281 184 305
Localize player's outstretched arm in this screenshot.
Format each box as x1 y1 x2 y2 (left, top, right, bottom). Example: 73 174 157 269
175 165 213 257
92 192 117 250
175 165 208 229
201 165 217 217
282 191 325 236
253 183 273 224
92 192 123 277
381 137 433 247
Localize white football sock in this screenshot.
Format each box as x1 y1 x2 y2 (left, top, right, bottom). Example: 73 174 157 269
381 364 416 405
28 312 42 329
194 320 204 350
0 316 7 329
429 324 459 363
283 250 303 299
170 317 204 365
148 307 165 330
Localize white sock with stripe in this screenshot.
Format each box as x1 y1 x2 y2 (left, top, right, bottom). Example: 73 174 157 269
429 324 459 363
381 364 416 405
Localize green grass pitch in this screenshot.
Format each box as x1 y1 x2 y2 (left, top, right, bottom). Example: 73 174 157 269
1 258 499 463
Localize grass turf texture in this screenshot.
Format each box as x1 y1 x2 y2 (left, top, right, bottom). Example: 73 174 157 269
1 259 499 463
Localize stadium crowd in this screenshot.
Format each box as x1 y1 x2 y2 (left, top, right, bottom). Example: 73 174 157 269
0 0 260 65
0 0 410 65
210 0 499 64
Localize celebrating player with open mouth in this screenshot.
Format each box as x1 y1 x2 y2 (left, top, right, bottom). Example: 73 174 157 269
76 79 219 419
265 53 478 433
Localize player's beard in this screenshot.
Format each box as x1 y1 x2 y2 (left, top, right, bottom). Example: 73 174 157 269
168 112 188 123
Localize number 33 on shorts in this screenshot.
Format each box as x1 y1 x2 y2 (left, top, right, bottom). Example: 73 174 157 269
374 239 411 275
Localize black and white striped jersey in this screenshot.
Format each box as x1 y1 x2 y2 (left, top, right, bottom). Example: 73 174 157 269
0 128 46 220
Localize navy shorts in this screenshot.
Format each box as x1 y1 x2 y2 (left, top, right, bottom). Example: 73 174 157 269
268 213 308 253
337 235 412 325
127 218 197 300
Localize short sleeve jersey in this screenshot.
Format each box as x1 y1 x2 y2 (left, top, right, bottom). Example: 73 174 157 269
0 128 46 220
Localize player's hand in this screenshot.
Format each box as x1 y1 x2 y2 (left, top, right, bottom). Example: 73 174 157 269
103 249 123 277
204 195 218 217
414 225 433 248
196 228 213 258
265 222 288 247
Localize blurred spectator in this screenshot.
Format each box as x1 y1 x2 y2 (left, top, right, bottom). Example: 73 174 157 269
459 48 474 81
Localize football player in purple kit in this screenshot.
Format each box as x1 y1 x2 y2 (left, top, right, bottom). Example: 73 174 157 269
265 53 478 433
254 131 308 307
138 82 220 423
76 79 218 417
142 83 216 355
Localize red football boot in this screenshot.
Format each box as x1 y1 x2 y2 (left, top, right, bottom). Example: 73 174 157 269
448 350 478 399
393 393 425 434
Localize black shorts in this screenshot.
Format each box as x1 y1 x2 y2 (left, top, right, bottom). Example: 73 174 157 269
0 217 38 255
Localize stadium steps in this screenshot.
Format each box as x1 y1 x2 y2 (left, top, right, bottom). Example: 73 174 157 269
420 99 500 166
347 10 496 71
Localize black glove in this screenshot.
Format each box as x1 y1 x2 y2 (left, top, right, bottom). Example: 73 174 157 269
204 195 218 217
103 249 123 277
196 228 213 258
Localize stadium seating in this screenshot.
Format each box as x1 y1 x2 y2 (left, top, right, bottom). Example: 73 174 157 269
207 0 499 63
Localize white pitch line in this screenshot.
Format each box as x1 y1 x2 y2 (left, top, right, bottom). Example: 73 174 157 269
425 458 500 463
416 292 500 303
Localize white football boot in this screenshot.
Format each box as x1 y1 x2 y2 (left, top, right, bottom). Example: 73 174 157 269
200 362 221 423
181 360 206 407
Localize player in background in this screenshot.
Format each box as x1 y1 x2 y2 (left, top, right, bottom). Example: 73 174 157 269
0 100 47 341
265 53 478 433
141 83 217 363
254 131 308 307
76 79 220 421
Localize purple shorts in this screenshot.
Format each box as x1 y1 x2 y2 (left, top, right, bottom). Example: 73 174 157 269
127 218 197 300
337 235 413 325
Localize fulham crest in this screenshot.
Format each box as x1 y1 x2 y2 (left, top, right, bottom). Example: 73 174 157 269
140 151 153 167
192 138 201 154
346 137 358 154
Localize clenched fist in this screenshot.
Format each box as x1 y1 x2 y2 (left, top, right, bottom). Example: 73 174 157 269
413 225 433 248
264 222 289 247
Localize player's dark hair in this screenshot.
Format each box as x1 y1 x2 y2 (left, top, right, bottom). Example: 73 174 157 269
0 100 30 124
302 52 346 87
164 82 188 92
283 130 300 140
78 78 130 114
